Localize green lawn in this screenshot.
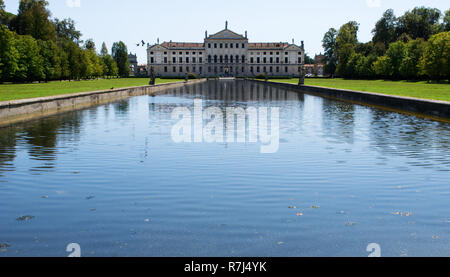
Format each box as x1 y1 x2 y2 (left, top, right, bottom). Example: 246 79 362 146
0 78 183 102
269 78 450 102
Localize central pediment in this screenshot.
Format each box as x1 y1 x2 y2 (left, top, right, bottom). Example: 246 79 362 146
207 29 246 40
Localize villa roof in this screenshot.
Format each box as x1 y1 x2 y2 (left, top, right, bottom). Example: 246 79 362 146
160 42 205 49
207 29 246 40
248 43 290 50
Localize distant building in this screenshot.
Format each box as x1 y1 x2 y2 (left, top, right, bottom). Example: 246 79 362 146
128 53 148 77
304 54 325 77
146 22 305 78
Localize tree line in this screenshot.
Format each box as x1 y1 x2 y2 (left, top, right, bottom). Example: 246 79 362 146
322 7 450 81
0 0 131 83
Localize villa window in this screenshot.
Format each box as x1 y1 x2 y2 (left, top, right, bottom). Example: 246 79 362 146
270 57 273 63
251 67 254 72
242 43 245 48
263 57 266 63
214 55 218 63
285 57 288 63
164 57 167 63
270 66 273 73
236 43 239 48
180 67 183 72
208 66 211 73
150 57 154 63
199 57 202 63
263 66 266 73
230 56 234 63
230 44 233 48
250 57 254 63
225 43 228 48
179 57 183 63
208 55 212 63
214 43 217 48
285 66 288 73
276 66 279 72
257 57 260 64
220 56 223 63
242 67 244 73
208 43 211 48
276 57 280 63
298 57 302 64
186 67 189 72
193 57 196 63
235 55 239 63
186 57 189 63
173 66 176 72
220 43 223 48
257 67 260 73
164 67 168 72
172 57 176 63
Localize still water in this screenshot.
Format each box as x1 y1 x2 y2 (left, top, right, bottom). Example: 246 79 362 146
0 80 449 257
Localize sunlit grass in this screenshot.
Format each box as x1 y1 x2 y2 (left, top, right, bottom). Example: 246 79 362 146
269 78 450 102
0 78 183 102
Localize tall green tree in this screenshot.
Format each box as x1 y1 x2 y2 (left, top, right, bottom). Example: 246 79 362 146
84 38 95 51
399 38 426 79
335 21 359 77
13 33 44 81
38 39 61 81
53 18 82 45
10 0 56 41
322 28 337 74
112 41 129 77
419 31 450 81
443 10 450 32
0 25 19 82
100 42 108 56
397 7 442 40
372 9 398 49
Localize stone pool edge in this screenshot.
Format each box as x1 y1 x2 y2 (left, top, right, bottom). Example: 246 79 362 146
0 79 207 127
248 79 450 120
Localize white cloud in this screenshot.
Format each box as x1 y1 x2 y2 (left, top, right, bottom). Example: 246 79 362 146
66 0 81 8
366 0 381 8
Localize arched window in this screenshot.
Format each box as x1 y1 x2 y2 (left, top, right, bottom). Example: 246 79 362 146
208 55 212 63
220 55 223 63
235 55 239 63
225 55 228 63
230 56 234 63
214 55 218 63
242 55 245 63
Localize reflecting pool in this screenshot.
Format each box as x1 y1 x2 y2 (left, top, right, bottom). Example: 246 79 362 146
0 80 449 257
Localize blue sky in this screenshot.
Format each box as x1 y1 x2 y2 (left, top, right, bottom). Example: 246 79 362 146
4 0 449 64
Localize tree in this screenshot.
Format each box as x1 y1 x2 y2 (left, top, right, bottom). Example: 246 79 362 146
335 21 359 77
419 32 450 81
372 9 398 49
399 38 426 79
53 18 82 45
322 28 337 74
444 10 450 32
397 7 442 40
13 33 44 81
10 0 56 41
0 25 19 82
304 53 314 64
112 41 129 77
84 38 95 52
101 54 118 77
38 39 61 81
100 42 108 56
385 41 406 79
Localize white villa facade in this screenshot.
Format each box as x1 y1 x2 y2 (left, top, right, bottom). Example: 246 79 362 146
147 23 305 78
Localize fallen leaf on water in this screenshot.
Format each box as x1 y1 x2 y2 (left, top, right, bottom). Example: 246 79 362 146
277 242 284 245
288 206 296 209
310 205 320 209
86 196 95 200
296 213 304 217
346 222 356 227
432 235 439 240
41 196 48 199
